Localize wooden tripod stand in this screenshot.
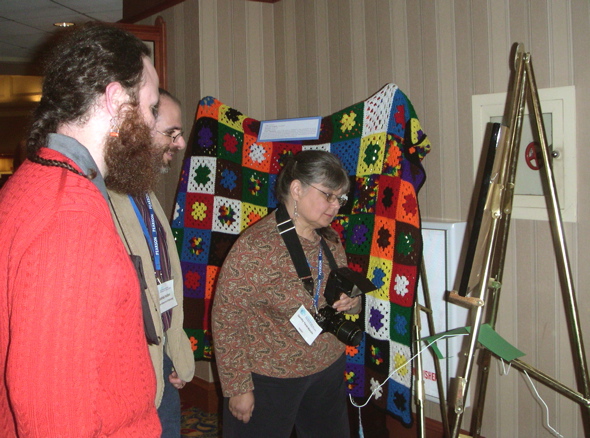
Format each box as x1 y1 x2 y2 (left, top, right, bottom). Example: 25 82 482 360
445 43 590 438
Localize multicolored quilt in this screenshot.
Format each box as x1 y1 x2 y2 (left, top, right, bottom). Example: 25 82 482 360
173 83 430 426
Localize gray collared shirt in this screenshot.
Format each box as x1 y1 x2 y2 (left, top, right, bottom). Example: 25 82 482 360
46 133 108 201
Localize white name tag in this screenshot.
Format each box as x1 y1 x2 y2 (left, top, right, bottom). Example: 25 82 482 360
290 305 323 345
158 279 178 313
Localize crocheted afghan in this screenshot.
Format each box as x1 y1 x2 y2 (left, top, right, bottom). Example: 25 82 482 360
173 83 430 426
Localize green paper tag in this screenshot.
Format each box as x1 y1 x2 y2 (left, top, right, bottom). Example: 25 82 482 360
421 324 525 362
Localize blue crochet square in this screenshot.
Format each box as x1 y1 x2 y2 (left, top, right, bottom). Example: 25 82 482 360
331 139 361 175
180 228 211 264
171 192 186 228
388 90 411 139
345 362 365 397
387 378 412 426
267 173 278 208
346 333 366 365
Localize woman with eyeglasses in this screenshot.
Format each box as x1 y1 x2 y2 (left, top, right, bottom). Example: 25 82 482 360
212 150 360 437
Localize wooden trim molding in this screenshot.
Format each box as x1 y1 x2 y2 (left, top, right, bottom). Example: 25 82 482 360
121 0 184 25
115 17 167 89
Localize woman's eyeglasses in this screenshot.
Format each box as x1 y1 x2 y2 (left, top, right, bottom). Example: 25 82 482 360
309 185 348 206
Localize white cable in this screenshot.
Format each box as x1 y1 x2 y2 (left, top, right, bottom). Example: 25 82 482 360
349 333 467 408
350 336 564 437
499 359 564 438
499 357 512 375
522 370 564 438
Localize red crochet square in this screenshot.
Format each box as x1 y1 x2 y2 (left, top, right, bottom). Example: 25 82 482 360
184 193 214 230
389 263 417 307
376 175 401 217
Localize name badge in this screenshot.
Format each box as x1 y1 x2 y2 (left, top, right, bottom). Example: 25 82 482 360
158 279 178 313
290 305 322 345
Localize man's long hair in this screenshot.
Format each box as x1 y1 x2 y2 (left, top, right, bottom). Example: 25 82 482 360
27 22 149 157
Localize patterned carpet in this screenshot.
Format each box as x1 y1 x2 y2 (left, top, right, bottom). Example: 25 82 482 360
181 402 220 438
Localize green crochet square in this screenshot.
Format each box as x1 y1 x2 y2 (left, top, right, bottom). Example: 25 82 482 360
345 213 374 255
330 102 364 142
389 303 412 345
217 124 243 164
171 227 184 256
241 168 269 207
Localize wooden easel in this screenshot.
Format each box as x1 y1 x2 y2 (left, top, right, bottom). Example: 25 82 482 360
445 43 590 438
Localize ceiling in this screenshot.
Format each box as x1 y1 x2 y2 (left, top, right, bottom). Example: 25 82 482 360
0 0 122 64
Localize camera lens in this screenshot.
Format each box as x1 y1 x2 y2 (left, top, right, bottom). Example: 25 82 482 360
334 320 363 346
316 306 364 346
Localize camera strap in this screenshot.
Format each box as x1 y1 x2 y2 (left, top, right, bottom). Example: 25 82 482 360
275 204 338 301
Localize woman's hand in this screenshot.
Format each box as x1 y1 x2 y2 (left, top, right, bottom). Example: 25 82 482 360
332 293 362 314
229 391 255 423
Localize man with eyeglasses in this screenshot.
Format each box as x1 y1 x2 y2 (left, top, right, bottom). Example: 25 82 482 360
107 88 194 437
156 89 185 174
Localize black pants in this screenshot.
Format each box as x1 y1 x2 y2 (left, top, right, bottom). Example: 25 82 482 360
222 354 350 438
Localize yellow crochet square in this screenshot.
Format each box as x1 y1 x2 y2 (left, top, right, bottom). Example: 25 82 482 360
356 132 386 177
366 255 392 301
240 202 268 231
409 118 431 156
218 104 247 131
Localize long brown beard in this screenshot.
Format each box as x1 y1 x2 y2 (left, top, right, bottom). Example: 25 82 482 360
104 106 162 196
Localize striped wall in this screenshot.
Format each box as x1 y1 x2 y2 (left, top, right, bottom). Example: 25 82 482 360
141 1 590 436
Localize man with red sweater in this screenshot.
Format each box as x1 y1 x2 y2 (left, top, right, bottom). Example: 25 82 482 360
0 23 162 436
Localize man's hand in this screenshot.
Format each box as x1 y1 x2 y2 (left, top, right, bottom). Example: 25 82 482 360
168 371 186 389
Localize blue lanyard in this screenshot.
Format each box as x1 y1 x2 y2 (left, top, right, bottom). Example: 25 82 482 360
313 246 323 311
129 194 161 271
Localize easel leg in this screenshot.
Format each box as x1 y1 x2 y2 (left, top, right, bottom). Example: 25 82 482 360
418 259 450 437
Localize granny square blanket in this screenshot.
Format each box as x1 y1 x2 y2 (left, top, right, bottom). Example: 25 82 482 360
173 83 430 426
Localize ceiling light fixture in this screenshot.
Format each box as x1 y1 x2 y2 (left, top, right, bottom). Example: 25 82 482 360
53 22 74 27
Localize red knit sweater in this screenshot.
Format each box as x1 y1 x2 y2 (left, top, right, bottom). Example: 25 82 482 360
0 149 160 436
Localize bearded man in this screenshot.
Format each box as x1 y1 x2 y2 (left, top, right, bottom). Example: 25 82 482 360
108 88 194 437
0 22 162 437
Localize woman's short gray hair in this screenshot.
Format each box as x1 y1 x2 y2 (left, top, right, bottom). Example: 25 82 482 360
275 150 350 203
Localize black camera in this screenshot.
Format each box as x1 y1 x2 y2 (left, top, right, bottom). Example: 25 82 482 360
314 267 376 346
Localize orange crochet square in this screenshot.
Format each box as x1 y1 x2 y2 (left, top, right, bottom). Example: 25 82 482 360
370 216 396 260
205 265 219 299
